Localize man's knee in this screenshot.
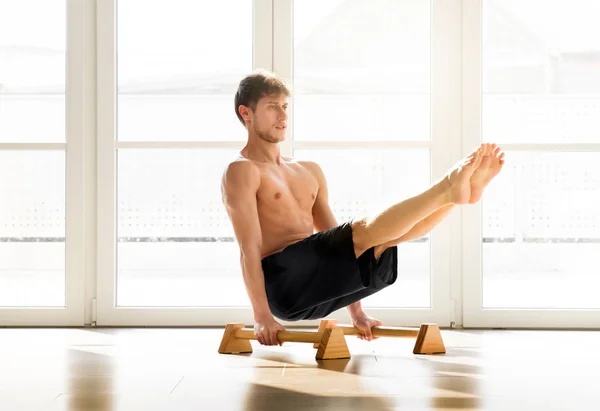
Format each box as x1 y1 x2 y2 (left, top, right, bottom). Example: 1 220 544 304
373 244 387 260
350 218 372 258
352 219 406 259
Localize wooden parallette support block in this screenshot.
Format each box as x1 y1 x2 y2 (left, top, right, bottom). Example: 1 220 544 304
218 323 350 360
412 324 446 355
315 320 446 355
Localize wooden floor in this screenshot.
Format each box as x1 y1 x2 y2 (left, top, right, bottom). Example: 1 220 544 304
1 327 599 410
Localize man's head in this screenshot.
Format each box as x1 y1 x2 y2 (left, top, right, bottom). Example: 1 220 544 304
234 70 291 143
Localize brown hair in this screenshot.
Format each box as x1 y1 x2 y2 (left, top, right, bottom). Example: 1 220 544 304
234 70 291 127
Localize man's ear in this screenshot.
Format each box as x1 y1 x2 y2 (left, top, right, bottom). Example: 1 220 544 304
238 105 251 124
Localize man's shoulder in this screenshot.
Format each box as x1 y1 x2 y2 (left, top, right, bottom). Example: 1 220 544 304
222 156 261 185
224 155 260 173
295 159 325 179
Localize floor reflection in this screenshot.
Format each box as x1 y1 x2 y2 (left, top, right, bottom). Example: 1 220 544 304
419 346 483 409
242 383 396 411
66 347 115 411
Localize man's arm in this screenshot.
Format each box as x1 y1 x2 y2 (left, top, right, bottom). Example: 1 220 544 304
222 161 286 346
221 161 272 321
302 161 337 233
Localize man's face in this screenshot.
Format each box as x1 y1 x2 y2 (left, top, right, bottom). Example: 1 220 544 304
249 94 288 143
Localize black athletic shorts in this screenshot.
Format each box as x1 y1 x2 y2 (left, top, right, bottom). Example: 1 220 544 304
261 221 398 321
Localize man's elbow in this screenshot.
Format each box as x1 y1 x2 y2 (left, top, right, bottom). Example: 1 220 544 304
239 242 262 262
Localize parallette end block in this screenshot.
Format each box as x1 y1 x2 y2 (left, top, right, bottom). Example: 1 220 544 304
413 323 446 355
314 319 339 348
218 323 253 354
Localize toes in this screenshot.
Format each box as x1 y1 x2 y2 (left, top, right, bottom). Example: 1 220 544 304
477 144 486 157
474 150 484 168
467 145 488 169
491 149 505 164
480 143 489 156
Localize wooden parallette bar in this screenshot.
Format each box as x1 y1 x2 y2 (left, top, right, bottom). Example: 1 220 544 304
218 323 350 360
234 328 322 344
334 325 420 338
314 320 446 355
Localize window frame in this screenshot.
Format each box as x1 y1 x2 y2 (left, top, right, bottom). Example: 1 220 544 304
0 0 86 326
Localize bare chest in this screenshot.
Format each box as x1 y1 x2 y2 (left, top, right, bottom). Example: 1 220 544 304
257 166 319 210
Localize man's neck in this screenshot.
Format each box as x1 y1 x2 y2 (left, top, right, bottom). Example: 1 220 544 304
242 137 282 165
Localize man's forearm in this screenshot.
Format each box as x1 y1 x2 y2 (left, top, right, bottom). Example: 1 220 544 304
240 252 273 321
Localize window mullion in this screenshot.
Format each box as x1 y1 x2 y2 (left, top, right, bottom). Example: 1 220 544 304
273 0 294 158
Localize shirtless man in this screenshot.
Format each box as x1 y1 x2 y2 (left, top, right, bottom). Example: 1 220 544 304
221 71 505 347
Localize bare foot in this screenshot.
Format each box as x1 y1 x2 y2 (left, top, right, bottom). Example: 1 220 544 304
469 143 505 204
445 145 483 204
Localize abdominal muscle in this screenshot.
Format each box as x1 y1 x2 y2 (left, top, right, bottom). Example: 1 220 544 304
258 208 315 258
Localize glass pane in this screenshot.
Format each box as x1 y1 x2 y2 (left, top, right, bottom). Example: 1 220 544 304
483 0 600 143
117 0 253 142
0 151 65 306
483 152 600 308
116 149 244 307
0 1 66 143
294 149 431 308
293 0 430 141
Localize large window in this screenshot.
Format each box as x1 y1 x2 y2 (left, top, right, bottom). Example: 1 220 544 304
481 0 600 309
4 0 600 327
0 0 66 307
292 0 432 308
115 0 252 307
116 149 243 306
0 1 66 143
293 0 430 142
117 0 251 142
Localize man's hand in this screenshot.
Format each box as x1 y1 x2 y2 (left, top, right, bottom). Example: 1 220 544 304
352 313 383 341
254 316 286 346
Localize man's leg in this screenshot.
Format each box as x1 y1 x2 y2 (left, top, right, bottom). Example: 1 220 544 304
350 146 482 258
373 204 454 259
351 144 500 258
371 143 505 259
